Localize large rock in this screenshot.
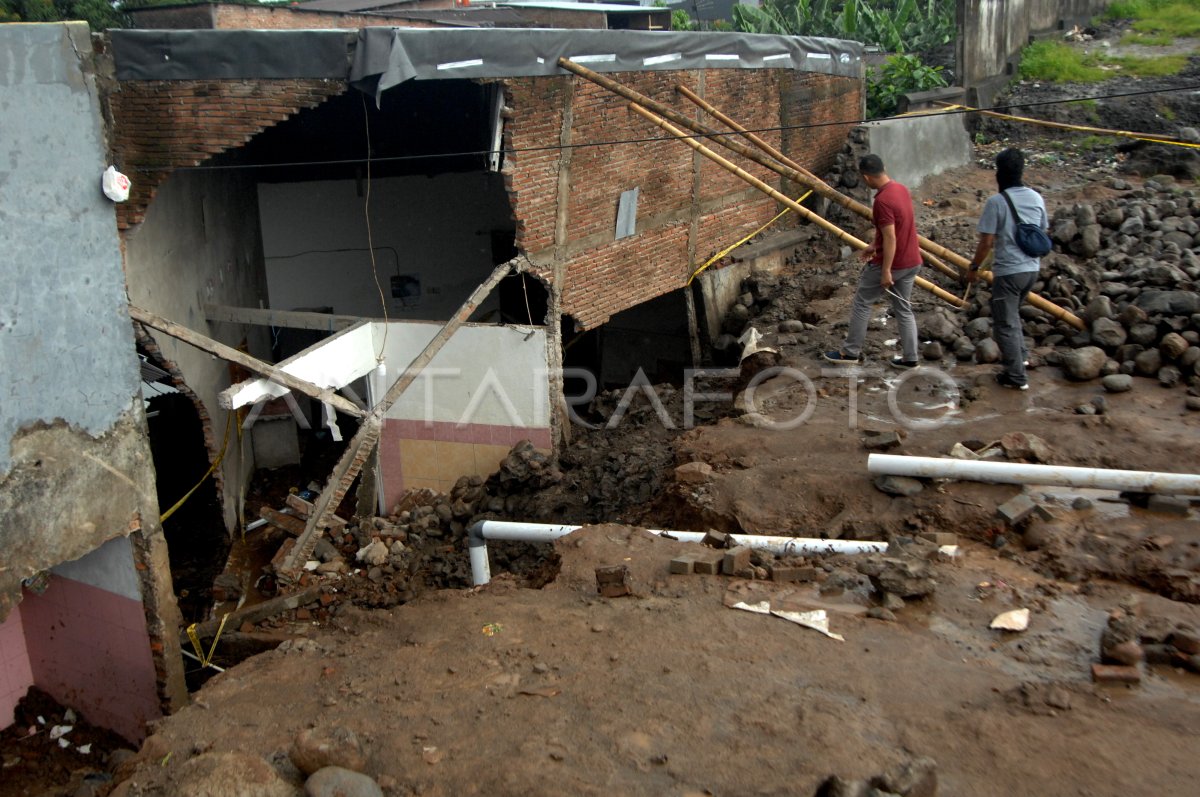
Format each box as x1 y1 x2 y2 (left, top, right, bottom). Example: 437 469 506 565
857 555 937 599
974 338 1001 364
1077 224 1103 257
306 767 384 797
1090 317 1127 349
1135 290 1200 316
1000 432 1052 463
1083 295 1114 323
1102 374 1134 393
1161 332 1190 359
963 317 992 341
873 475 923 497
1135 349 1164 377
1129 323 1159 346
918 311 959 343
1060 346 1107 380
167 753 294 797
291 727 368 776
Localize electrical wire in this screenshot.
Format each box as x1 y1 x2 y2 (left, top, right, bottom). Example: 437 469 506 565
147 82 1200 175
361 93 389 360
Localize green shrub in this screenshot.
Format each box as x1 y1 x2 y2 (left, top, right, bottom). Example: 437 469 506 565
866 54 948 118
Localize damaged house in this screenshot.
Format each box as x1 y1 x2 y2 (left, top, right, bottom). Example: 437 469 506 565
0 19 861 742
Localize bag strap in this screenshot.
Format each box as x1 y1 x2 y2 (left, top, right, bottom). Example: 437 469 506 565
1000 188 1026 226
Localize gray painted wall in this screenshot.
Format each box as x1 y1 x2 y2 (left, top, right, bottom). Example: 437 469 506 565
865 113 973 192
123 169 271 531
0 23 160 617
53 535 142 602
0 23 139 471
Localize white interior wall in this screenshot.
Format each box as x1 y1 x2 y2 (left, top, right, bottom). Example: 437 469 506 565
371 321 549 428
258 173 514 320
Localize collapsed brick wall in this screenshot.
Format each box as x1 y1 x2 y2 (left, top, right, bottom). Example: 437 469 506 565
107 78 348 229
504 69 861 329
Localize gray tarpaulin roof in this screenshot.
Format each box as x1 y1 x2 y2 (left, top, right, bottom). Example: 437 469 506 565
111 28 862 100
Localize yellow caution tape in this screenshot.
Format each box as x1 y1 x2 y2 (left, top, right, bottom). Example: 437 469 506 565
160 411 232 523
186 612 231 669
687 190 813 286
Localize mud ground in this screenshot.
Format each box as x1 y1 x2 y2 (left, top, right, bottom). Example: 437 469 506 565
5 23 1200 797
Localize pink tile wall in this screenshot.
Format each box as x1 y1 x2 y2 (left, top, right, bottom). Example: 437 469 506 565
18 576 160 744
0 605 34 730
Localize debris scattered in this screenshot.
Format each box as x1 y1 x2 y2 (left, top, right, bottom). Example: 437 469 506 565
990 608 1031 632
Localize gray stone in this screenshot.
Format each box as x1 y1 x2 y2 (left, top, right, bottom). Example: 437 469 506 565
974 338 1001 364
779 319 806 333
291 727 368 776
1099 206 1125 228
1090 317 1127 348
918 311 959 343
1000 432 1052 463
1075 403 1097 415
1119 216 1145 236
305 767 384 797
922 341 944 361
998 494 1040 526
964 316 992 341
1147 495 1190 516
1135 349 1163 377
1129 323 1159 346
857 556 937 599
1102 373 1133 393
1163 230 1196 251
1188 396 1200 411
1135 290 1200 315
873 475 924 497
1158 365 1182 387
1060 346 1107 380
1083 295 1114 323
1053 218 1078 244
1074 203 1097 227
1119 304 1149 327
1078 224 1103 257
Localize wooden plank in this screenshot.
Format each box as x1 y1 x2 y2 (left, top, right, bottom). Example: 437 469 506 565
259 507 306 537
129 305 367 418
278 258 517 573
186 584 323 640
204 304 370 332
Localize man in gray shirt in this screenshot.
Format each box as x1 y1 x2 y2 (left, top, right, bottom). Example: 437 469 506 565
966 148 1048 390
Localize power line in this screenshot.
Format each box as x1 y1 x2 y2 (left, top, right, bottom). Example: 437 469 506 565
146 81 1200 174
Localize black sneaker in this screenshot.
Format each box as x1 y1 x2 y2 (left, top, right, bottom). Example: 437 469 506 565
889 357 919 370
995 373 1028 391
823 350 863 365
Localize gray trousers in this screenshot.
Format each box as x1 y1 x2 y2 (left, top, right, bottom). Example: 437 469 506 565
992 271 1037 385
842 265 919 361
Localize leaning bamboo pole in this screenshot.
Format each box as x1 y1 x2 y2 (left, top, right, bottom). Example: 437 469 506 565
554 58 1082 329
629 104 964 309
669 83 1085 331
675 84 961 282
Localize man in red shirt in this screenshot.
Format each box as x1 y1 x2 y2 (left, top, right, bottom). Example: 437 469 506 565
824 154 922 368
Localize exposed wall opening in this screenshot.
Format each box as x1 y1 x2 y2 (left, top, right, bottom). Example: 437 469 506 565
145 391 227 625
566 289 693 390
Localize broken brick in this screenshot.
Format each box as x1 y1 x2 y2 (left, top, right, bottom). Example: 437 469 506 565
769 565 818 583
702 530 730 548
1091 663 1141 684
918 531 958 546
997 494 1039 527
595 565 632 597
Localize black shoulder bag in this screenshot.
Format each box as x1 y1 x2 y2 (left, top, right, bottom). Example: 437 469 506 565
1001 189 1052 258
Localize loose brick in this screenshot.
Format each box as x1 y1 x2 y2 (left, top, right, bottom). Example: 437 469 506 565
997 494 1039 526
1091 663 1141 684
702 530 730 548
918 532 958 546
669 555 696 575
693 551 724 575
595 565 631 597
769 565 818 583
722 545 752 576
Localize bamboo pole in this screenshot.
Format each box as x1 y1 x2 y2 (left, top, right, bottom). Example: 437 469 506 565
934 101 1190 145
629 104 963 308
553 60 1081 328
279 259 517 573
129 305 367 419
675 88 958 284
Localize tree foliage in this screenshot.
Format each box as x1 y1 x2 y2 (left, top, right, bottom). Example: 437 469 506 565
732 0 954 54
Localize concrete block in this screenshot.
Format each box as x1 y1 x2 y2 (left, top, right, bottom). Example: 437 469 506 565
918 531 958 546
997 494 1039 526
669 555 696 575
769 565 818 583
250 414 301 469
693 551 724 575
702 530 730 548
722 545 752 576
1147 495 1190 516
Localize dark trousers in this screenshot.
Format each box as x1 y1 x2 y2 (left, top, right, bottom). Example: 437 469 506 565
991 271 1037 385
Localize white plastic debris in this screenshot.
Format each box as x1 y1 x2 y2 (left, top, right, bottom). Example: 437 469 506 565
355 539 389 566
77 743 92 755
49 725 73 740
58 738 70 749
731 600 845 641
990 608 1031 632
63 709 76 723
303 560 321 572
102 165 131 202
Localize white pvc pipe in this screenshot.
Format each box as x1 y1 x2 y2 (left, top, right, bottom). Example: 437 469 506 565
467 520 886 586
868 454 1200 496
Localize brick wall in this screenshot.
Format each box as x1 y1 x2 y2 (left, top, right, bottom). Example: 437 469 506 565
505 68 861 329
108 78 347 229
